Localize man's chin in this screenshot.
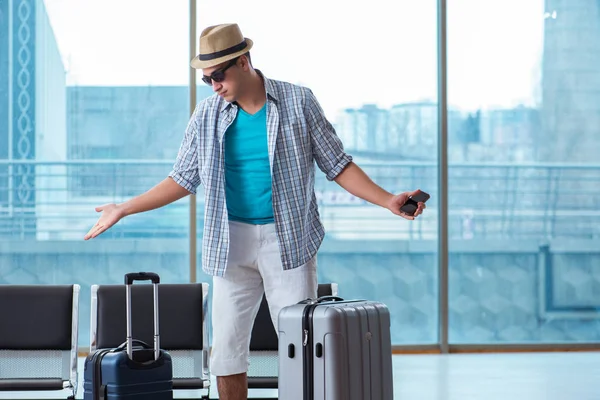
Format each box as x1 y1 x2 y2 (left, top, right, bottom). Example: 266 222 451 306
218 91 236 103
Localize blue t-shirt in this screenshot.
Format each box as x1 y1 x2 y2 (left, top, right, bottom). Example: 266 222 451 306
224 103 274 224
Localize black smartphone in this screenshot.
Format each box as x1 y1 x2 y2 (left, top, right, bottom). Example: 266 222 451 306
399 190 430 216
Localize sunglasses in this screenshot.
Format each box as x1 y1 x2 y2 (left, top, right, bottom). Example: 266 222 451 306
202 58 238 86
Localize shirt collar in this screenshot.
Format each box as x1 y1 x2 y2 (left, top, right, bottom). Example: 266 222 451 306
219 69 278 112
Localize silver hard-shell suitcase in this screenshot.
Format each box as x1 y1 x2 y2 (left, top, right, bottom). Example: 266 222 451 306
278 296 393 400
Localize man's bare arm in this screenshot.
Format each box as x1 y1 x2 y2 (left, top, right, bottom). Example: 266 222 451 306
84 177 191 240
119 177 191 217
334 162 425 220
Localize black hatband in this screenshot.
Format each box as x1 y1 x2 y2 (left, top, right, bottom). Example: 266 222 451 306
199 41 247 61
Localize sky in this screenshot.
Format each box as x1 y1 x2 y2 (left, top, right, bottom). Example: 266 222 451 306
43 0 547 119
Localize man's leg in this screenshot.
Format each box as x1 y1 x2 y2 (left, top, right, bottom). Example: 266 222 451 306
216 373 247 400
257 223 318 332
210 221 264 400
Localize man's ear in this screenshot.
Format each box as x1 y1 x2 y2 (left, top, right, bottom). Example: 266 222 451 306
240 54 252 71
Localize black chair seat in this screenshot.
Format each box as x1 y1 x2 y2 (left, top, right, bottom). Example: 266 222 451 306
0 378 65 391
0 284 79 399
173 377 210 390
247 376 278 389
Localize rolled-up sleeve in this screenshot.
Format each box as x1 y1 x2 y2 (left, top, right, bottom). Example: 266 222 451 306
169 106 201 194
304 89 353 181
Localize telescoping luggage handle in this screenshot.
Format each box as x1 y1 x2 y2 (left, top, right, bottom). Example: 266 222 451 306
124 272 161 361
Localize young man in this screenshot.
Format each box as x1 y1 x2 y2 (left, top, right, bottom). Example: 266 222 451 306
84 23 425 400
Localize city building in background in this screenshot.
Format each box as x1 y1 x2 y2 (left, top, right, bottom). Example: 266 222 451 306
0 0 67 239
541 0 600 162
67 85 213 161
336 102 539 162
66 85 212 198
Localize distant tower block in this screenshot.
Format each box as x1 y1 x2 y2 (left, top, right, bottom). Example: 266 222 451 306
541 0 600 162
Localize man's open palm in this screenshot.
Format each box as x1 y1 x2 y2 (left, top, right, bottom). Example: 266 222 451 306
84 204 123 240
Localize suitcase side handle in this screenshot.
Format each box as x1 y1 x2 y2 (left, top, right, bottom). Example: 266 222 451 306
317 296 344 303
125 272 160 285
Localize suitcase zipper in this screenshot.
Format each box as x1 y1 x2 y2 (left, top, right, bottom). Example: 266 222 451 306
93 349 110 400
299 297 348 400
302 303 317 400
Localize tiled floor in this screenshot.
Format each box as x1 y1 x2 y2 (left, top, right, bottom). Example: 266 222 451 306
392 352 600 400
2 352 599 399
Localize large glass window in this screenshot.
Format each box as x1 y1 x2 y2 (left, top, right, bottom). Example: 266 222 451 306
0 0 192 346
448 0 600 343
5 0 597 354
196 0 440 344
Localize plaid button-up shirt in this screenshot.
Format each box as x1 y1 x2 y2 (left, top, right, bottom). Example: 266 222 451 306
169 72 353 277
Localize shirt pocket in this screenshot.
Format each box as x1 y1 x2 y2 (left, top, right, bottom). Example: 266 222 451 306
282 117 311 158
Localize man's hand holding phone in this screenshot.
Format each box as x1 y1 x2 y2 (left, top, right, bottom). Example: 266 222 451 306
388 189 430 220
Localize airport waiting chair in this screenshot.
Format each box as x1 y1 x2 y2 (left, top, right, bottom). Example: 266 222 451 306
90 282 210 399
0 284 80 399
247 283 339 390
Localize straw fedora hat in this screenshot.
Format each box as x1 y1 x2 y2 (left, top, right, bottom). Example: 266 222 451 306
190 23 253 69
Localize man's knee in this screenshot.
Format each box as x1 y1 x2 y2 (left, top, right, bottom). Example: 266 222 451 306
210 343 251 376
264 257 318 329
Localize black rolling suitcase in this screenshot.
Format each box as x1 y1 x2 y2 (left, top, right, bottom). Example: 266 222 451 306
83 272 173 399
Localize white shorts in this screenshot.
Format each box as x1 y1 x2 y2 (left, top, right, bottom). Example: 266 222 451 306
209 220 318 377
